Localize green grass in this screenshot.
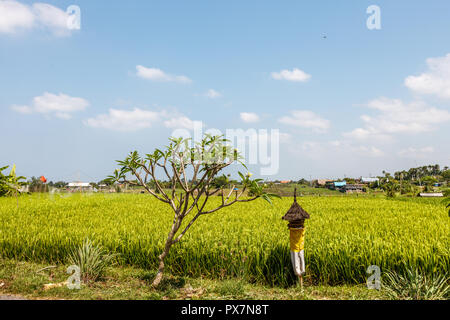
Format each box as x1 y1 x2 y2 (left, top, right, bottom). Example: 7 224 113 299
0 258 389 300
0 193 448 287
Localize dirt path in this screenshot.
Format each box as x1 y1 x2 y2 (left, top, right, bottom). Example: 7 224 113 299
0 294 27 300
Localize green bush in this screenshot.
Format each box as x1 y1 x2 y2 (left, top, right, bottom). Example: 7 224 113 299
0 165 26 197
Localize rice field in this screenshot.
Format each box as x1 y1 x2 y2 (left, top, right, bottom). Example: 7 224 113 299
0 193 448 287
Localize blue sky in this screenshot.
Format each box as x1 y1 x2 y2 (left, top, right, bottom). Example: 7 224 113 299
1 0 449 182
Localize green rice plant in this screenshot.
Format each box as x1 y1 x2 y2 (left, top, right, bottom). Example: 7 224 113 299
0 194 448 287
383 268 449 300
68 238 119 283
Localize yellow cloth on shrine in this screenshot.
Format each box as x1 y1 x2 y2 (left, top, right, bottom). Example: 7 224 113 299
289 227 306 252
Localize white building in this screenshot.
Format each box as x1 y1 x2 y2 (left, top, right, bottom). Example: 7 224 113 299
68 182 93 192
361 177 379 184
419 193 443 197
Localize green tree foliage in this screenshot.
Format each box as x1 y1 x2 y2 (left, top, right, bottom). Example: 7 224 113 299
422 176 438 192
211 174 230 189
394 164 447 183
379 173 400 198
399 181 417 195
0 165 26 197
98 179 113 186
442 189 450 217
442 170 450 182
28 176 48 193
47 181 68 189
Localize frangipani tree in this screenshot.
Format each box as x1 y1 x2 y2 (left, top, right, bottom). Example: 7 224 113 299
107 135 278 287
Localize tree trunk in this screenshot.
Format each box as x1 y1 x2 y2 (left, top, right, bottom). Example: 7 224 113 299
152 251 168 287
152 221 179 287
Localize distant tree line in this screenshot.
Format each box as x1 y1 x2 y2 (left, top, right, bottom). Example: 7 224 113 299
27 177 68 192
378 164 449 196
391 164 449 182
20 163 449 197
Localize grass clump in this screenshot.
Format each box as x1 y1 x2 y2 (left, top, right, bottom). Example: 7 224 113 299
383 268 449 300
214 279 246 298
68 239 118 283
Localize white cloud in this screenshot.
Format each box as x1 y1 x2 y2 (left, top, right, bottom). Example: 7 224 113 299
84 108 197 132
204 89 222 99
0 0 34 33
136 65 192 83
329 140 342 147
32 3 71 37
84 108 161 132
11 105 33 114
11 92 89 119
355 146 384 157
278 110 330 133
240 112 260 123
344 97 450 141
278 132 292 144
343 128 392 142
271 68 311 82
405 53 450 99
398 147 434 158
294 139 384 159
164 116 196 130
328 140 384 157
33 93 88 114
0 1 73 36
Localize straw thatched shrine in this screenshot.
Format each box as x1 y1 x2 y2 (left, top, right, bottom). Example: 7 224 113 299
282 188 310 228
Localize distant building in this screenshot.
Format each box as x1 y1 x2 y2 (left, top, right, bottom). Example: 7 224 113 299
98 184 110 191
327 181 346 190
317 179 333 186
361 177 379 184
68 182 93 192
280 180 292 184
419 193 443 197
342 184 366 193
334 181 347 188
